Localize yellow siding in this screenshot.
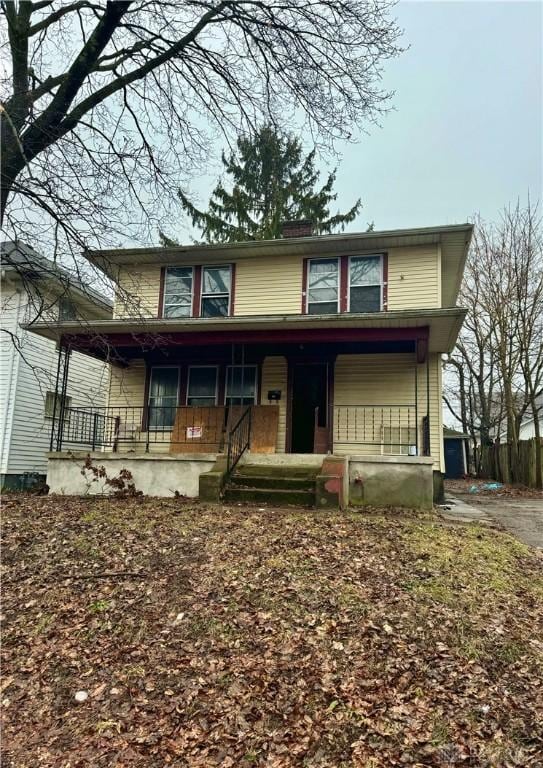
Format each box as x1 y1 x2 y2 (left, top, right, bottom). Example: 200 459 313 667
234 255 303 315
114 266 161 318
260 356 288 452
387 246 440 309
333 352 443 469
108 359 146 408
112 244 441 319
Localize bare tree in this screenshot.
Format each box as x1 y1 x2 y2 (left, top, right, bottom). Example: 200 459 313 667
1 1 402 269
444 203 543 486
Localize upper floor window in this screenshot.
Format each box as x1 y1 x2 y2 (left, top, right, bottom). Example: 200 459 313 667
201 266 231 317
349 255 382 313
163 267 193 318
59 297 77 321
307 258 339 314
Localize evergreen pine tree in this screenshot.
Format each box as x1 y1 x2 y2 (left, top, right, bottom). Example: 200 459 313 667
161 124 362 244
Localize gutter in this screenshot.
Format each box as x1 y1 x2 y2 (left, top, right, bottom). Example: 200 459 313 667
22 306 467 335
86 223 474 261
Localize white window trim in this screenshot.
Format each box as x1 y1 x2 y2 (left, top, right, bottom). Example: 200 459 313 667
186 365 219 406
148 366 180 431
347 253 384 313
225 364 258 405
200 264 232 317
381 424 417 456
305 257 340 314
163 266 194 318
45 391 72 419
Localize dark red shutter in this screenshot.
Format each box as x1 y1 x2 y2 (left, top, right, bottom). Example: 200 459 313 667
382 253 388 310
230 263 236 316
301 258 309 313
193 266 202 317
340 255 349 312
158 267 166 318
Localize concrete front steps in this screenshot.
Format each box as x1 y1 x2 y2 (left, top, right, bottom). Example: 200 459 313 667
223 463 320 506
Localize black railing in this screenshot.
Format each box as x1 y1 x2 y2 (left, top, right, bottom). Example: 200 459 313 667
333 404 420 455
226 407 252 476
53 405 226 453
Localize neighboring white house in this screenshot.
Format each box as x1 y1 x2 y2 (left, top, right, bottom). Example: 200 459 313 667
497 396 542 442
1 241 112 490
518 401 542 440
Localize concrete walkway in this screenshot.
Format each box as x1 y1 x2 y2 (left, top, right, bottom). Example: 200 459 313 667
440 493 543 549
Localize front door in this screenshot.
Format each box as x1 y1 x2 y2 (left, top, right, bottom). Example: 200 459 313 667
291 363 328 453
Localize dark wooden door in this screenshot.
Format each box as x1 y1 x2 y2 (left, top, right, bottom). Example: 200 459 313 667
291 363 328 453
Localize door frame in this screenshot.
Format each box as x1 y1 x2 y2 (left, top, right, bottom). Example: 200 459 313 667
286 355 335 453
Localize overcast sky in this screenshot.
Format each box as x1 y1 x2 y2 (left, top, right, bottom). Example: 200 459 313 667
182 0 542 237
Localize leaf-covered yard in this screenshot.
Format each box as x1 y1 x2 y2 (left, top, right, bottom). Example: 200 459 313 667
2 496 543 767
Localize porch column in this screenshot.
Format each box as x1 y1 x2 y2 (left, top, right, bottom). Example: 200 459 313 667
49 341 71 452
425 354 431 456
414 353 418 455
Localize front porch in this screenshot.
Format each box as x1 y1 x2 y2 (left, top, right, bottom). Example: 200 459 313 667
49 337 438 463
42 319 447 507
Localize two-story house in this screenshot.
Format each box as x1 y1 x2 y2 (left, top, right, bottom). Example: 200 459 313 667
27 222 472 507
1 241 112 490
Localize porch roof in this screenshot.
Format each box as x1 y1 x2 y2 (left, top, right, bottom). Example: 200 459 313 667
24 307 466 357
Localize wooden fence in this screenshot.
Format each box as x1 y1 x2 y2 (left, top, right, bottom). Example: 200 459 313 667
479 438 543 488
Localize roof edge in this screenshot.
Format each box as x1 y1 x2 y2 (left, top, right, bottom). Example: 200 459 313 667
85 223 474 262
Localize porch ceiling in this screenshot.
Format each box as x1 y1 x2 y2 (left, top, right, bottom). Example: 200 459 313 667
24 307 466 358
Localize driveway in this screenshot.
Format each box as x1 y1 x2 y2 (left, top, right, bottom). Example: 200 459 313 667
442 493 543 549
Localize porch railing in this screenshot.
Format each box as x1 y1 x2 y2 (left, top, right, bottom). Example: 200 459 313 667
226 407 252 476
333 404 424 455
52 405 226 453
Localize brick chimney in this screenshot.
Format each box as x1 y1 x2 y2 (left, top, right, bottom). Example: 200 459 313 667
281 219 313 238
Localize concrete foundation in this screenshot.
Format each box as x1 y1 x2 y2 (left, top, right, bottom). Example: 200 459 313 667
348 455 434 510
47 451 217 497
46 451 435 509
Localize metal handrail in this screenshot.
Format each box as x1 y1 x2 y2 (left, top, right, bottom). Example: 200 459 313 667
226 407 252 476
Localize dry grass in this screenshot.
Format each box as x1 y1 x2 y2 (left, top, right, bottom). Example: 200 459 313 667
2 495 543 767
